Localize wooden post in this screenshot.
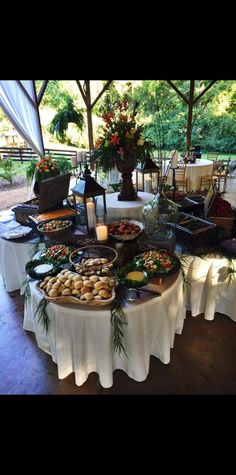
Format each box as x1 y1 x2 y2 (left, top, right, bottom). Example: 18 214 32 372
186 80 195 155
84 80 94 152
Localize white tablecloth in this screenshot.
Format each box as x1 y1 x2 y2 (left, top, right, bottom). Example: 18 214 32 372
23 272 185 388
181 254 236 322
167 159 214 191
96 192 154 222
0 237 45 292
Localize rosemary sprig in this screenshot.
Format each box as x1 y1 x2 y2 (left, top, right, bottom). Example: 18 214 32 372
177 253 192 291
34 297 50 332
223 258 236 286
28 240 42 259
110 292 128 358
20 275 31 306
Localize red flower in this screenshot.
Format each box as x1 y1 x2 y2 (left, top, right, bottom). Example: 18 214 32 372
110 134 120 145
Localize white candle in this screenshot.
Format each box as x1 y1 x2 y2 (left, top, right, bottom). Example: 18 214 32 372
71 155 78 167
171 150 178 169
77 151 83 162
144 176 152 193
86 201 96 229
96 224 108 241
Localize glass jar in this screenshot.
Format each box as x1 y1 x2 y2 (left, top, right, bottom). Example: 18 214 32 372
142 184 179 242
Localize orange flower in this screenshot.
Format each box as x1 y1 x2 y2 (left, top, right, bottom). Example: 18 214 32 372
110 134 120 145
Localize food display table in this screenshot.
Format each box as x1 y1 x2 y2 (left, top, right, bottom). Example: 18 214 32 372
23 271 185 388
96 191 154 222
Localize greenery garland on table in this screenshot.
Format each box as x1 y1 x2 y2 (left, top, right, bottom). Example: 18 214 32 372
34 297 50 332
20 275 31 306
198 245 236 286
111 291 128 358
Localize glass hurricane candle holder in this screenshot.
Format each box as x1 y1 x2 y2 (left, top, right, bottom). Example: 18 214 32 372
95 216 108 242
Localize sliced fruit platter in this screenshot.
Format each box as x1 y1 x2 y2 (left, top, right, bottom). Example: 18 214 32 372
36 268 116 306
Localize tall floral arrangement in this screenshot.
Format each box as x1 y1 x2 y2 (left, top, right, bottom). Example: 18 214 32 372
92 95 153 173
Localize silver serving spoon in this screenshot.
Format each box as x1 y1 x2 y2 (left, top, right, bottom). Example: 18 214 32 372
128 287 161 301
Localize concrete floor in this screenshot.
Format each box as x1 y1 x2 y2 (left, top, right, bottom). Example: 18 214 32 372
0 177 236 395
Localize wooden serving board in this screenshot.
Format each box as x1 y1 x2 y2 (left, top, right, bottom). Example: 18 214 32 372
30 208 75 224
36 283 116 306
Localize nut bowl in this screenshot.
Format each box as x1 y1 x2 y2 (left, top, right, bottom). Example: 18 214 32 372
37 219 72 238
108 220 143 241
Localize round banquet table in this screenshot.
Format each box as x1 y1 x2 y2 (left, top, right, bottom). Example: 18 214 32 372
167 159 214 192
0 236 45 292
96 191 154 222
179 253 236 322
23 271 185 388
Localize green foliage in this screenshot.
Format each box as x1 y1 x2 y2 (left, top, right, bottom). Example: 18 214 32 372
110 293 128 357
25 156 72 184
0 157 14 183
132 80 236 154
34 297 50 332
49 97 84 145
25 159 38 185
35 80 72 110
54 156 73 174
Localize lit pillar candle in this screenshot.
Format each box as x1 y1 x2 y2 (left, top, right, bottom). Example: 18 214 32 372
144 176 152 193
86 201 96 229
96 223 108 242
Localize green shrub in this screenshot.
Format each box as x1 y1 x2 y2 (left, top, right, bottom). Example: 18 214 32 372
0 157 14 183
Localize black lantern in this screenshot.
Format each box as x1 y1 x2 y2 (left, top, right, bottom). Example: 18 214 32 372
71 165 107 235
136 154 160 193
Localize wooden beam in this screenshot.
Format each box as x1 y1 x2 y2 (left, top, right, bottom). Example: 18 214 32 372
91 80 113 109
84 80 94 151
37 80 48 106
193 80 218 105
165 80 189 104
186 80 195 153
76 80 87 105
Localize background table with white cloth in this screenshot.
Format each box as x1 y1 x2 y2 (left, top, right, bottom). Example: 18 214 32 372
181 254 236 322
23 271 185 388
167 159 214 192
96 191 154 222
0 236 45 292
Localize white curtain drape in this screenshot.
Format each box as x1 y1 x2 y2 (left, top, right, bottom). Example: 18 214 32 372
0 80 44 156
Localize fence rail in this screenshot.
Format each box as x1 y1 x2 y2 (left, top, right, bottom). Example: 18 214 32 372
0 147 78 163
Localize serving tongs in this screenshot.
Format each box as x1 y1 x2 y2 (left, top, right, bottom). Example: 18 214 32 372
128 287 161 301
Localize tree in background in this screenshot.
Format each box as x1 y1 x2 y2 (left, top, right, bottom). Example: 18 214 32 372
133 80 236 154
